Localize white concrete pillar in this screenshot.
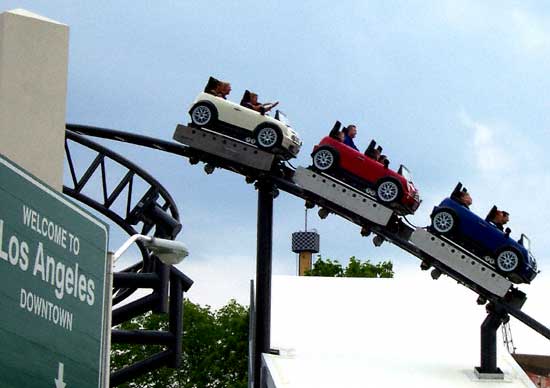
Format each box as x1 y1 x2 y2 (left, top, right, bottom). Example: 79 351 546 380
0 9 69 190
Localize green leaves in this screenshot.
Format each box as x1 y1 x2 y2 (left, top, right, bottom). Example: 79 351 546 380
111 298 249 388
304 255 394 278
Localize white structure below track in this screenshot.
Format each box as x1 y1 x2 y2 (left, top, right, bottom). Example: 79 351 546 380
293 167 394 226
172 124 275 171
410 228 512 298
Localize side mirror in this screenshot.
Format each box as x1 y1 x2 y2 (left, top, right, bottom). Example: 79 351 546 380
505 227 511 237
383 159 390 168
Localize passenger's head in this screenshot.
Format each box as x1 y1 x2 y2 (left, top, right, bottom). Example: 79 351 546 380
378 154 387 164
212 82 222 95
250 92 258 104
457 190 472 207
494 210 510 225
338 131 345 142
221 82 231 97
346 125 357 138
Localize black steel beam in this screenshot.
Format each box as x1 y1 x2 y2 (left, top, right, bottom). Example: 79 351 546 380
169 272 184 368
112 294 159 326
113 273 160 289
111 329 174 345
476 304 508 375
153 260 170 314
110 350 173 387
171 266 194 292
253 179 274 388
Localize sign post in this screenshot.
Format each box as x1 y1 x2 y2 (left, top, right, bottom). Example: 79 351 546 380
0 155 109 388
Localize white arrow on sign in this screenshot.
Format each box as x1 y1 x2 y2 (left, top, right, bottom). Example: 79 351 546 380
54 362 66 388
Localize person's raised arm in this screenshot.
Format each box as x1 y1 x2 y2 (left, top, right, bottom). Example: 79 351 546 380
263 101 279 112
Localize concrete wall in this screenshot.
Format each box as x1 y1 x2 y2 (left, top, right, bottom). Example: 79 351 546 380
0 9 69 190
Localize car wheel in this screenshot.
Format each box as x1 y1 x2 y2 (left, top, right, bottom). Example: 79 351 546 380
375 179 402 204
496 249 521 273
312 148 337 171
255 126 281 150
431 209 457 235
190 103 216 127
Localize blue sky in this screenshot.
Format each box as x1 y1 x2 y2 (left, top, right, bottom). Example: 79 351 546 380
4 1 550 317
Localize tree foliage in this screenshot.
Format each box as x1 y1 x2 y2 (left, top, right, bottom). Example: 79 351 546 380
111 299 249 388
304 255 394 278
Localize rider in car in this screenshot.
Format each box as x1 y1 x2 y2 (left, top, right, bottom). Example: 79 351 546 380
342 124 359 151
451 186 472 209
486 206 510 232
240 90 278 114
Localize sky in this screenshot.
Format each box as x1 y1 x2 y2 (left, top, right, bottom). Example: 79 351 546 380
3 0 550 353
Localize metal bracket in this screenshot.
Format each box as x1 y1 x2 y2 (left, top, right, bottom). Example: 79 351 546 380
410 228 512 297
173 124 275 171
293 167 394 226
475 303 509 379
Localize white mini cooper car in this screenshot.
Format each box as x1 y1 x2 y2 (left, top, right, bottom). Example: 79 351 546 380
188 90 302 159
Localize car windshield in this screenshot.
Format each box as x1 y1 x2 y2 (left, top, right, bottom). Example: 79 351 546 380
398 165 413 182
275 110 291 127
519 234 532 252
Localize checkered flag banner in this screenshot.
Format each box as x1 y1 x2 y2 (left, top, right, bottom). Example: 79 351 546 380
292 231 320 253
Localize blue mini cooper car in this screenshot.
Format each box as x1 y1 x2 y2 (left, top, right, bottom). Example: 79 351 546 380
429 183 538 284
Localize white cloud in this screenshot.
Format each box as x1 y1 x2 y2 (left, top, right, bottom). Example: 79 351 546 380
511 8 549 53
459 111 514 174
438 1 550 57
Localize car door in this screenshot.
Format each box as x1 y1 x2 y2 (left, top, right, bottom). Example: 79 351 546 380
460 210 498 256
219 99 261 133
338 145 367 179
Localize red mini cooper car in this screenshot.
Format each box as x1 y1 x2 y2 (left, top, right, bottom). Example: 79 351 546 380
311 124 421 214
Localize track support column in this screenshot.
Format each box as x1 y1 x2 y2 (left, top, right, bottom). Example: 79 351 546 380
253 178 275 388
475 303 508 379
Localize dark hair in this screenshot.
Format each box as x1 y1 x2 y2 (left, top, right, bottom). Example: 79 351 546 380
345 124 356 133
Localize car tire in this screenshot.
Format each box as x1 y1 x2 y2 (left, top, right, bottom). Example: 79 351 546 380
312 147 338 172
496 248 522 273
375 178 402 204
255 125 281 150
190 103 217 127
430 209 457 235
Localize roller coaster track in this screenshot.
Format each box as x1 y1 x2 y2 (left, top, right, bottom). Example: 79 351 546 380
65 122 550 382
64 128 193 386
64 129 183 305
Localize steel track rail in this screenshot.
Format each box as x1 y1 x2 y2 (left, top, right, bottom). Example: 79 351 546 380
66 123 550 342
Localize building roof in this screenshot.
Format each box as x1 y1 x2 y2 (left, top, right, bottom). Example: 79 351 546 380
265 275 536 387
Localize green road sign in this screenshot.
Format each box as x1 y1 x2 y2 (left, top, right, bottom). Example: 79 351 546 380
0 155 109 388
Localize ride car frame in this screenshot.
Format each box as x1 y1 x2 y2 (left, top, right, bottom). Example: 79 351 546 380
429 184 537 284
310 123 420 215
188 78 302 160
